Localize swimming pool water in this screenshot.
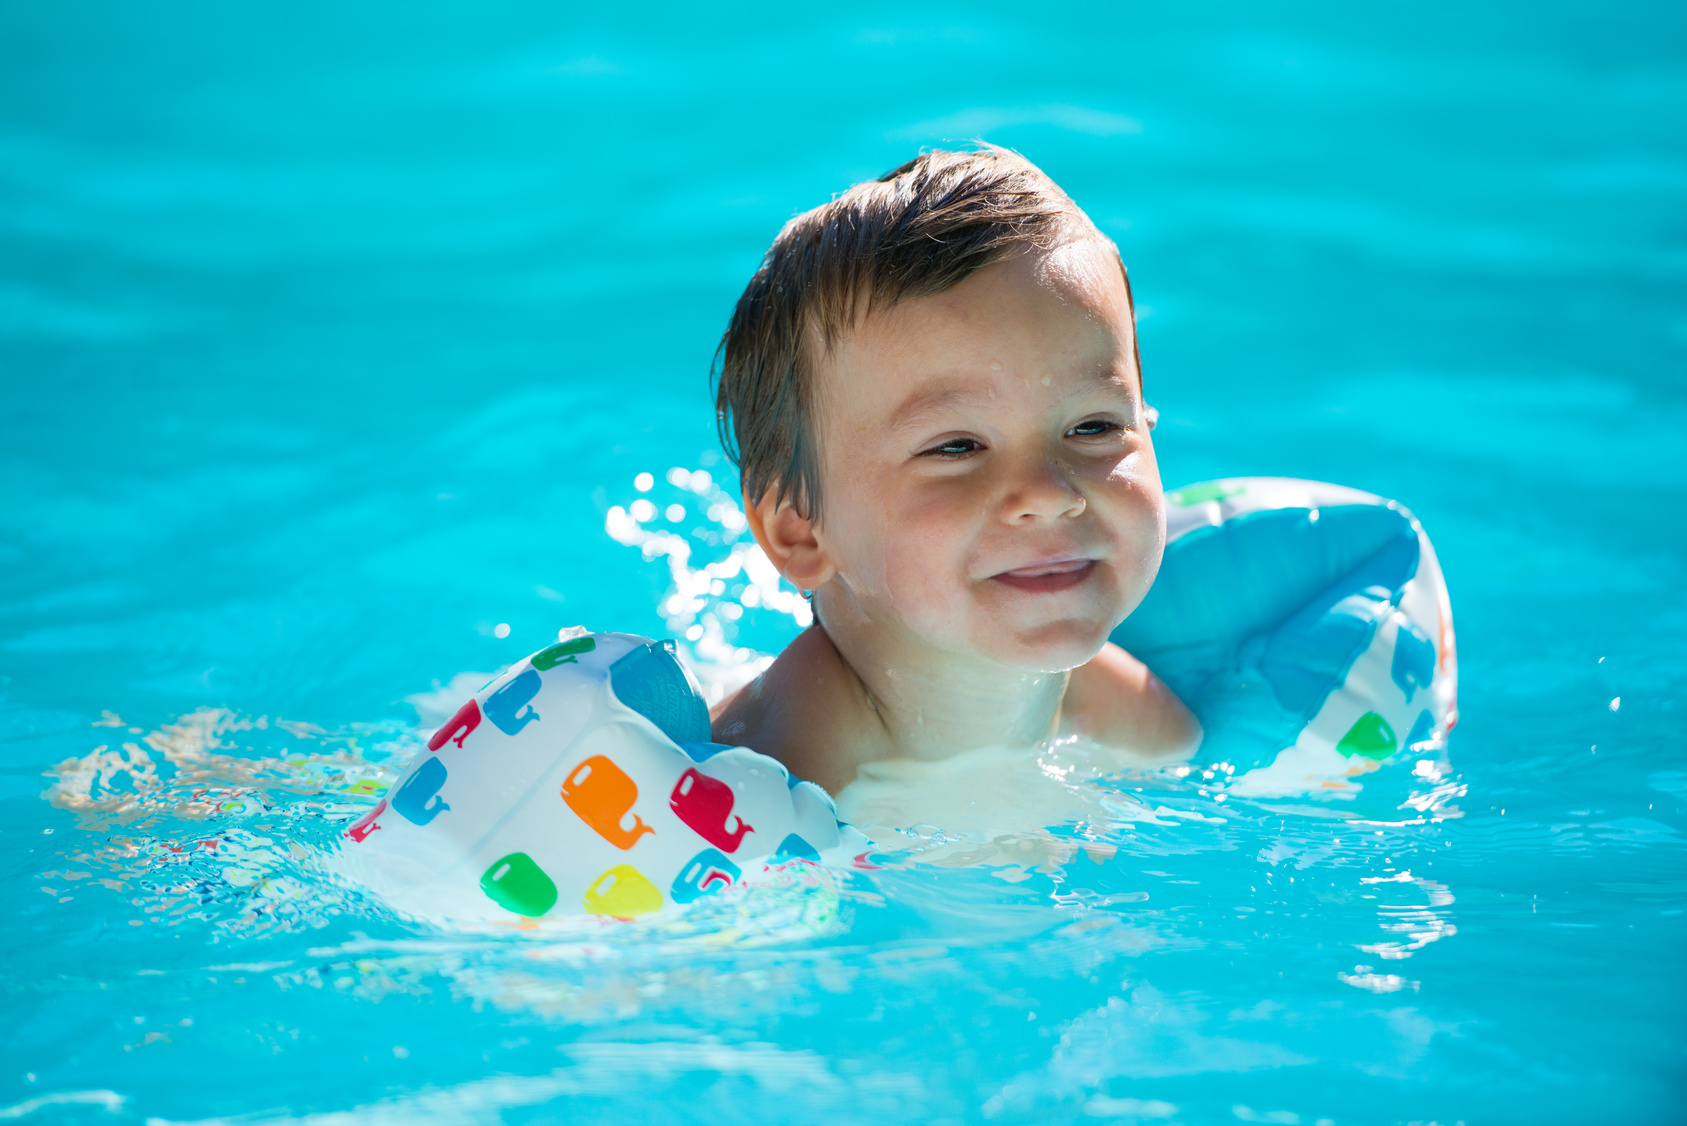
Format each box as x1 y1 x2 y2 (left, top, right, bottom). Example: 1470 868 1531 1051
3 2 1684 1122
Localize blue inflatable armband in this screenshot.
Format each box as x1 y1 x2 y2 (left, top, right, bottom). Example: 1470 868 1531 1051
1113 478 1457 787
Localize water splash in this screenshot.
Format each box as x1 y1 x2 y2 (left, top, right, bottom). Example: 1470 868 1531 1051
605 465 811 704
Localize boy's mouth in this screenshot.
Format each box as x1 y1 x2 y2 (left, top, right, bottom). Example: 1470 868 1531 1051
989 557 1097 594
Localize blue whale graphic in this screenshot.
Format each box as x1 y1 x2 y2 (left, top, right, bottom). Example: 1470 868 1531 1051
393 756 450 825
1391 624 1437 703
670 847 741 904
485 667 541 735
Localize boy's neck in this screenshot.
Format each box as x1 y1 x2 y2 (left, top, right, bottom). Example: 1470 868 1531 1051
814 585 1069 764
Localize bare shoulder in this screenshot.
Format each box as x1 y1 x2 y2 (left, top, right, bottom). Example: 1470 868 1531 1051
1063 642 1202 760
710 625 884 794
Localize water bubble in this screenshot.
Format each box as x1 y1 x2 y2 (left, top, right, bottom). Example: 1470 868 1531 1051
633 472 654 492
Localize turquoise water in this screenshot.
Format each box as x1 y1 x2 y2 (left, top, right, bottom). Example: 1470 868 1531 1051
4 1 1685 1122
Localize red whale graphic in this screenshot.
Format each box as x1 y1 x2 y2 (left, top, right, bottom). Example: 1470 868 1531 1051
346 799 387 842
428 699 481 751
669 768 753 852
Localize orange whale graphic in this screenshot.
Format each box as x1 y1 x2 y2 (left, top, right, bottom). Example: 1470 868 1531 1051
561 755 656 849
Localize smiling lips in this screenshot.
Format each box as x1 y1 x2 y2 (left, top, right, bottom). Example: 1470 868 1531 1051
989 557 1097 593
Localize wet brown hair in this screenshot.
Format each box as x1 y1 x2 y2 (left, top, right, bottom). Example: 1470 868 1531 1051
713 146 1135 523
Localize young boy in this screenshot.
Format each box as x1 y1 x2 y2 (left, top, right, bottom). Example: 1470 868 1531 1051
710 148 1200 798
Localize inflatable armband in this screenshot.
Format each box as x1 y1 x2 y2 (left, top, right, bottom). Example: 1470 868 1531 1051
335 633 852 924
1113 478 1457 782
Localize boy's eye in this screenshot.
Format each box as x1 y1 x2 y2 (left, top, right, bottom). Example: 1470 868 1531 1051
921 437 984 457
1068 419 1121 438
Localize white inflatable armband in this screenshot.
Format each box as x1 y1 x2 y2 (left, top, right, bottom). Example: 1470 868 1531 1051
336 633 849 923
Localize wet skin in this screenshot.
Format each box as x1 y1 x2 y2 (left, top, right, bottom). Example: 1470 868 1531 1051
713 237 1199 795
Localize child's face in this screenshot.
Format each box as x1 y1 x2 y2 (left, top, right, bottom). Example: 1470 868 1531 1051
810 238 1165 674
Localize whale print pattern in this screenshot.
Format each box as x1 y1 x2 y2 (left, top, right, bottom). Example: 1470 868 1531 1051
480 851 558 917
583 864 663 918
392 756 451 824
341 631 855 924
345 799 387 843
1391 624 1437 704
484 667 542 735
770 832 819 864
532 636 596 670
428 698 481 751
1336 711 1397 760
561 755 655 849
670 768 753 852
669 847 741 904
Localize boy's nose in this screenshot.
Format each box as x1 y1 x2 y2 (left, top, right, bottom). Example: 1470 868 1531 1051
1001 460 1086 523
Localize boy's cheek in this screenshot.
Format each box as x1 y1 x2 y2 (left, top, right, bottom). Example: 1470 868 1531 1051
1121 504 1168 581
875 518 987 617
1104 443 1161 489
1104 449 1166 515
826 502 959 600
879 488 976 551
882 521 971 595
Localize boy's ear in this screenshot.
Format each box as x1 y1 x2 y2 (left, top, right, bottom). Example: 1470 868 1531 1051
745 487 835 592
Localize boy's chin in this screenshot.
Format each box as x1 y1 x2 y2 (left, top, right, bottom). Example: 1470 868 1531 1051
979 620 1112 675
